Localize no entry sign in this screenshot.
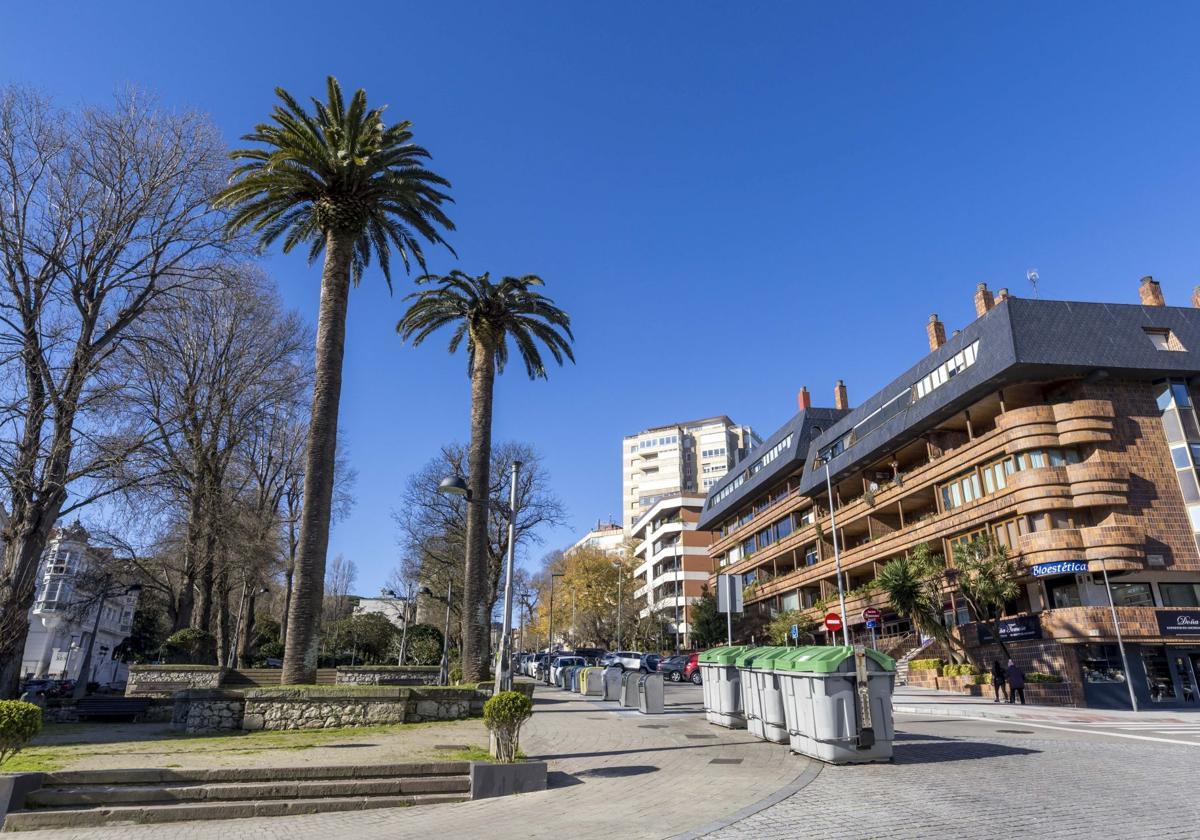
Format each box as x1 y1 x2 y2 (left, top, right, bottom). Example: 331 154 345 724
824 612 843 633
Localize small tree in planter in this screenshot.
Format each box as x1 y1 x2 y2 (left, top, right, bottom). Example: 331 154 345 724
0 701 43 768
484 690 533 763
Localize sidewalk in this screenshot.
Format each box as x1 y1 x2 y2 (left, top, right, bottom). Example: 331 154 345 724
893 685 1200 723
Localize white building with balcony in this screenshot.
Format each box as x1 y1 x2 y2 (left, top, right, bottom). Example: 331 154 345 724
630 493 714 648
566 520 626 556
20 521 139 686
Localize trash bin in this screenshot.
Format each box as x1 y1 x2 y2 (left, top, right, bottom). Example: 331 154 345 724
621 671 640 708
734 646 792 744
637 673 664 714
569 666 582 692
698 646 752 728
777 645 895 764
602 666 623 701
584 668 604 697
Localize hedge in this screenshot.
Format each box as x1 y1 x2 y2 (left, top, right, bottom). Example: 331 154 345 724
908 659 943 672
1026 672 1063 683
942 663 982 677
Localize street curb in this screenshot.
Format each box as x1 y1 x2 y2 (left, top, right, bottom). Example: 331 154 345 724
668 761 823 840
893 703 1114 724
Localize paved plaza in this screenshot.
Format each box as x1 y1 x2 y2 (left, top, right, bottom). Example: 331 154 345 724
11 683 1200 840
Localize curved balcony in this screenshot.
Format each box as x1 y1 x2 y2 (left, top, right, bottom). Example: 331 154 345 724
996 400 1115 454
1017 524 1145 566
1005 461 1129 516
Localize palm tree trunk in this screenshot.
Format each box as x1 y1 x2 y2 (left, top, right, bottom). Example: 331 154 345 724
461 341 496 683
282 230 354 685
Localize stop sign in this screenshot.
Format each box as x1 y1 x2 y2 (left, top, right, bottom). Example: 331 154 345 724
862 607 882 623
824 612 843 632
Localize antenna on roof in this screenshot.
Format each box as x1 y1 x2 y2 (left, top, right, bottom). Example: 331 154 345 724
1026 269 1040 299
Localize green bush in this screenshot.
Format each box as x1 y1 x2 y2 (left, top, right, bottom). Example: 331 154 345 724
942 663 983 677
908 658 943 672
0 701 43 767
1026 672 1063 683
483 690 534 763
161 628 218 665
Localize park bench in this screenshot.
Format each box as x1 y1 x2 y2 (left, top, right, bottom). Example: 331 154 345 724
75 697 152 721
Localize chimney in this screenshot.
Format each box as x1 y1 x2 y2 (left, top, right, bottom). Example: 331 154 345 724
997 287 1010 302
798 385 812 412
1192 286 1200 309
974 283 995 317
1139 275 1165 307
834 379 849 410
927 314 946 351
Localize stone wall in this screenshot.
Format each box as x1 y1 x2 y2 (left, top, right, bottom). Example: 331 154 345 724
165 686 490 734
335 666 442 686
172 690 245 733
127 665 224 698
40 699 173 723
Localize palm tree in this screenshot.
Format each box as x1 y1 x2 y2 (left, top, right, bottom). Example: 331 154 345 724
952 535 1021 658
876 543 965 660
397 272 574 681
213 77 454 683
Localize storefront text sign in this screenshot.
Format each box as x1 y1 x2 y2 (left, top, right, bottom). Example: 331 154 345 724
977 614 1043 644
1030 561 1088 578
1156 610 1200 638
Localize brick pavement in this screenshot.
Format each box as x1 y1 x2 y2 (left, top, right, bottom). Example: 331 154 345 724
709 719 1200 840
10 683 810 840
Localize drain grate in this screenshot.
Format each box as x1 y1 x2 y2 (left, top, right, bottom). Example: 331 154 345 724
638 724 668 729
587 716 609 720
685 733 718 740
434 744 470 750
709 758 743 765
994 729 1035 735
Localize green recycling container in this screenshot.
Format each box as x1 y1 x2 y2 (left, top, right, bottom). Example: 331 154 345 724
698 646 753 728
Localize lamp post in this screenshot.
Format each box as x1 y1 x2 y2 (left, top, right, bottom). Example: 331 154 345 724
824 460 850 646
74 580 142 699
421 583 453 686
1098 559 1139 712
673 542 682 656
546 572 564 685
612 561 623 652
438 461 522 694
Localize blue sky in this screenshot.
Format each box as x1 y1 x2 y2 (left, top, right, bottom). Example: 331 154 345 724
6 3 1200 592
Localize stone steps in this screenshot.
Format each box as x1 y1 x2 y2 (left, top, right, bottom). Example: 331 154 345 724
3 762 472 832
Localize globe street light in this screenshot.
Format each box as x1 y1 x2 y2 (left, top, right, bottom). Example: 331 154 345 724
437 461 522 695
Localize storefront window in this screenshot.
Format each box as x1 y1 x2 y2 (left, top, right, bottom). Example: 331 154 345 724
1045 576 1083 608
1160 582 1200 607
1079 644 1126 684
1109 582 1156 608
1141 647 1178 703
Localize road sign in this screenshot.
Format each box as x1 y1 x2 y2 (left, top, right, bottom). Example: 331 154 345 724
716 574 743 614
865 619 878 629
824 612 843 633
862 606 882 623
790 623 799 640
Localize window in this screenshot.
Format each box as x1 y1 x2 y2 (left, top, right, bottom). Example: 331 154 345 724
949 528 987 551
776 515 793 542
914 340 981 400
1110 582 1155 607
781 591 800 611
752 434 792 474
940 471 982 511
742 536 757 557
1045 576 1083 608
1160 582 1200 607
993 516 1027 550
805 546 819 566
818 433 850 463
1080 644 1127 685
1145 328 1185 352
1142 647 1177 702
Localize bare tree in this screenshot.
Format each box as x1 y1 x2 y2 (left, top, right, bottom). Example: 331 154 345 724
0 87 234 696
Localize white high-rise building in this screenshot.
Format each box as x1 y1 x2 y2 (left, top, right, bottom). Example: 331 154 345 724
622 416 758 534
566 520 626 556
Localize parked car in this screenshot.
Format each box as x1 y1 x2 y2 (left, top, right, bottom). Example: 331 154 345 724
657 655 689 681
639 653 661 673
683 652 702 684
573 647 606 661
550 655 585 685
611 651 644 671
532 652 551 679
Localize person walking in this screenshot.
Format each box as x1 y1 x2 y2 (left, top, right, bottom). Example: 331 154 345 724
991 660 1008 703
1006 659 1026 705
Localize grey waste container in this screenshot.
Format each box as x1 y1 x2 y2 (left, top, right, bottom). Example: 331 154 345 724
734 646 791 744
602 666 623 701
697 646 751 728
777 645 895 764
637 673 664 714
621 671 640 708
583 668 604 696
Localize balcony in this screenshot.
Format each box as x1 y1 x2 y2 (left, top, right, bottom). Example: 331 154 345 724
1017 524 1145 568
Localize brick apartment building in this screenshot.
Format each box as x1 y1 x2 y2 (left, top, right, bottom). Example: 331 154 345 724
698 278 1200 710
630 493 713 649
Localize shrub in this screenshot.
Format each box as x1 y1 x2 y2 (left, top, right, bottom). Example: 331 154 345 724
483 690 534 763
0 701 43 767
161 628 218 665
1026 672 1063 683
942 663 982 677
908 659 943 672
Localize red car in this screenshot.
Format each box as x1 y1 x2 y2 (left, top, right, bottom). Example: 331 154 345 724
683 652 702 685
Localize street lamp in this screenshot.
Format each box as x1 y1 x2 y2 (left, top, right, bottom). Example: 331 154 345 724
74 580 142 698
1097 559 1139 712
673 542 682 656
546 572 564 685
612 561 623 652
439 461 522 694
824 460 851 646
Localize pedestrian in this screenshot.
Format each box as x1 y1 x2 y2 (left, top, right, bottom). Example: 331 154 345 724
1006 659 1026 705
991 660 1008 703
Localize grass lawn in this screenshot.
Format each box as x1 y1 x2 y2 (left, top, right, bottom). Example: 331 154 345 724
2 718 491 774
